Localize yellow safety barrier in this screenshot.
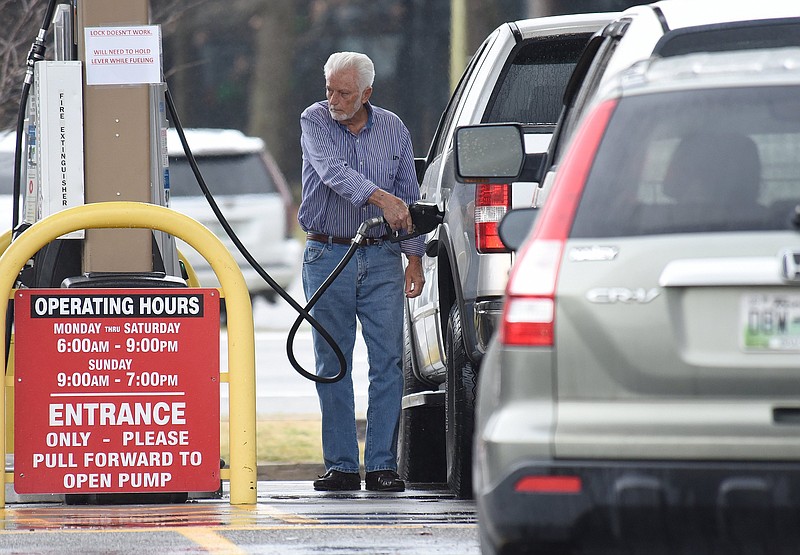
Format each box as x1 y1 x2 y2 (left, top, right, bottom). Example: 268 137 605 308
0 230 10 254
0 202 257 507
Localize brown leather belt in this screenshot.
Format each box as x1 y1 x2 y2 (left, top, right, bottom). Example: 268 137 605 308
306 232 384 246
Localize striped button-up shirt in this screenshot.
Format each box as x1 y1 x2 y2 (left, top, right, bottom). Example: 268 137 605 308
299 101 425 257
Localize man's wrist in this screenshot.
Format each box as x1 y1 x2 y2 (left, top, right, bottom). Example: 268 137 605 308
368 188 389 209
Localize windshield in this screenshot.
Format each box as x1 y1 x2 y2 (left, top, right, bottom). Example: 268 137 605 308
168 153 277 197
571 85 800 238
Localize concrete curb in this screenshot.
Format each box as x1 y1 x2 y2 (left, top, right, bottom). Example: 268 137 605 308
258 463 326 481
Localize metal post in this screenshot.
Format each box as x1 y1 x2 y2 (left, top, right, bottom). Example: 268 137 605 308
450 0 467 93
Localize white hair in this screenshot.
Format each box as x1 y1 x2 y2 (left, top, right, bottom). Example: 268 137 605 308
324 52 375 93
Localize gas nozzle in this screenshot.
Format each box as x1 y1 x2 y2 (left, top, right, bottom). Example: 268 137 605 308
353 216 389 246
387 201 444 243
354 202 443 246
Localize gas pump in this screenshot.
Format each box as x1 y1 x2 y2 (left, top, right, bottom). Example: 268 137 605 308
16 0 180 288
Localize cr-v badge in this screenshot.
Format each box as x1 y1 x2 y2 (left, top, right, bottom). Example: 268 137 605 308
586 287 659 304
569 246 619 262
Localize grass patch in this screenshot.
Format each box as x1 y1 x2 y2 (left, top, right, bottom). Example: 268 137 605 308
221 417 322 464
220 417 365 465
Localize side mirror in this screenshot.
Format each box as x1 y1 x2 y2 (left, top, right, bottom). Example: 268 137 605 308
498 207 539 252
454 124 525 183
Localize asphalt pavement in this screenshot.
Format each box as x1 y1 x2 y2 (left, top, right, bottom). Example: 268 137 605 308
0 481 479 554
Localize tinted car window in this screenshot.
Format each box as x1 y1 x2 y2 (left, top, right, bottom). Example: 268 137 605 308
484 35 590 125
167 153 276 197
553 34 623 163
570 86 800 238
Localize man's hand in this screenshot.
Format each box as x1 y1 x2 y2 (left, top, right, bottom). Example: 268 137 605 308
368 189 413 232
404 255 425 298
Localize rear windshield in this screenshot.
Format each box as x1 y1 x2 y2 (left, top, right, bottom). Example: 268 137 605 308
483 34 590 125
570 86 800 238
655 19 800 58
168 153 277 197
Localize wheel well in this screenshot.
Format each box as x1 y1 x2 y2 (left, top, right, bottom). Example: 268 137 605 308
437 242 456 338
436 234 485 369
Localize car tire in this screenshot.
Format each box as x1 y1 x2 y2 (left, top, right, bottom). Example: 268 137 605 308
445 303 476 499
398 309 446 484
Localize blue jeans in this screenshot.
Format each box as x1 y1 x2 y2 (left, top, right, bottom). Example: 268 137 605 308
302 239 404 474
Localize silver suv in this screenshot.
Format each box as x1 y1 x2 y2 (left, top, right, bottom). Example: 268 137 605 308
467 48 800 554
398 13 615 498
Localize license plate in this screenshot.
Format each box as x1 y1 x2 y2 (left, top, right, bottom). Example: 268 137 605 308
742 293 800 351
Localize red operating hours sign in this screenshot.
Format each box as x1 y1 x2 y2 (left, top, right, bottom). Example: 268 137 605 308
13 288 221 494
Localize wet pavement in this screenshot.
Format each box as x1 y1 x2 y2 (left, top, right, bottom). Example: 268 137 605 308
0 481 479 554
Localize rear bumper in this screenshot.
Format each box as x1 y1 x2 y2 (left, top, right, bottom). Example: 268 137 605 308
478 458 800 553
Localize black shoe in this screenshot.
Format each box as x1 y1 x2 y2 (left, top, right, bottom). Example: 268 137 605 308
313 469 361 491
365 470 405 492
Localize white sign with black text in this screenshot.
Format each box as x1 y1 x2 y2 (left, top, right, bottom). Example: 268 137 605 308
84 25 163 86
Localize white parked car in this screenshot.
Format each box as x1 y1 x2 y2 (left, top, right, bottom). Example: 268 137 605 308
0 128 301 302
167 128 301 301
0 130 19 232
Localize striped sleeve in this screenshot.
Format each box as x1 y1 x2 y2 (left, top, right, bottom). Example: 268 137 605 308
300 107 378 207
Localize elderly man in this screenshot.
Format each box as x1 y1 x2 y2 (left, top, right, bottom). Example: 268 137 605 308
298 52 425 492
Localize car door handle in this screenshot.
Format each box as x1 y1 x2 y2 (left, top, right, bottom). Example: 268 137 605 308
773 407 800 424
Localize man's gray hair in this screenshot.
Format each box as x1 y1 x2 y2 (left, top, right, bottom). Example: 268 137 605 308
324 52 375 93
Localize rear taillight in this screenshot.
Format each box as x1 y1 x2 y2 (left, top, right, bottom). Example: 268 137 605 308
475 183 509 253
500 99 618 348
514 475 582 494
501 240 563 346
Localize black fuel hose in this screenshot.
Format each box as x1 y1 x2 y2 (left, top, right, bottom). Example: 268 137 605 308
7 0 59 371
285 217 385 382
12 0 58 233
165 88 352 384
